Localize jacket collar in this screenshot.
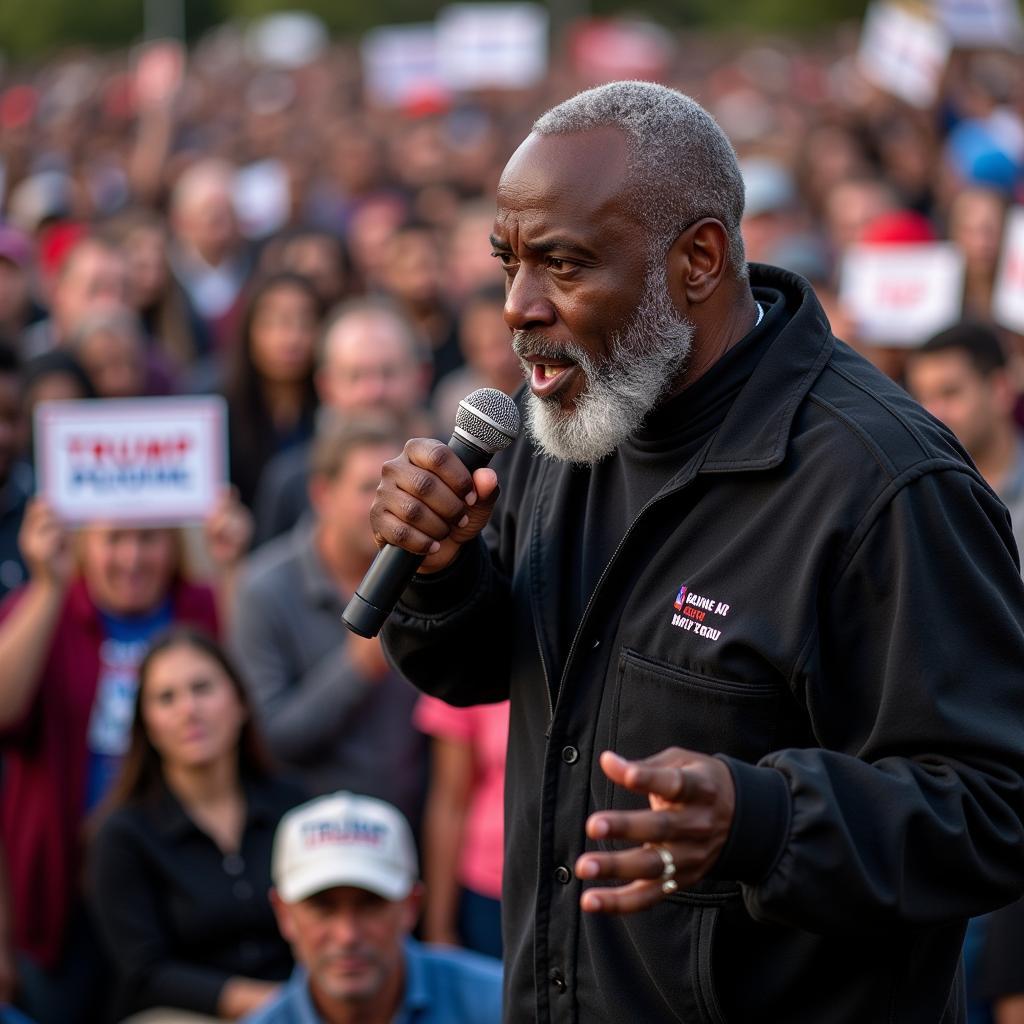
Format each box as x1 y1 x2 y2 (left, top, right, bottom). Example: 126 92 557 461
152 775 281 839
700 263 834 474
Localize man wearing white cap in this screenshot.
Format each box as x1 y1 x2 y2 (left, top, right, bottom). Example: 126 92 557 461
246 792 503 1024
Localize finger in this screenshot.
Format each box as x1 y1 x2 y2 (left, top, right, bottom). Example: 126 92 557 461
581 879 665 916
574 845 668 883
382 458 470 524
470 468 499 504
599 751 692 803
380 485 458 542
445 483 499 545
373 509 441 557
405 438 476 501
585 807 714 844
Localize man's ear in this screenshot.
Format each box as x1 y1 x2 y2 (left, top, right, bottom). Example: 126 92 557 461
270 888 297 945
667 217 731 308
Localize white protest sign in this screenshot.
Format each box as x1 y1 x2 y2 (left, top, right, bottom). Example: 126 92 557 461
839 242 965 346
361 24 448 109
569 18 675 83
436 3 548 92
993 206 1024 333
35 396 228 525
936 0 1024 48
857 2 951 108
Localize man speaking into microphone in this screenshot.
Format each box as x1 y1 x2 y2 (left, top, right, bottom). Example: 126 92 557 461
369 82 1024 1023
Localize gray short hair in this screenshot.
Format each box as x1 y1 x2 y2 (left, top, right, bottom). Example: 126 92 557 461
533 81 748 280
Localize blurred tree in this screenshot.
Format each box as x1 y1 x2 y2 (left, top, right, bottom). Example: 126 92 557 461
0 0 142 56
221 0 448 32
0 0 870 59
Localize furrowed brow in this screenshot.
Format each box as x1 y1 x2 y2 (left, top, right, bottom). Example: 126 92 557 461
522 236 596 259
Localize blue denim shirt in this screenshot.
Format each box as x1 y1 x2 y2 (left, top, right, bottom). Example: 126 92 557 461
244 938 503 1024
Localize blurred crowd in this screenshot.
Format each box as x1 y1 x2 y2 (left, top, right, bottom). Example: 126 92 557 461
0 10 1022 1024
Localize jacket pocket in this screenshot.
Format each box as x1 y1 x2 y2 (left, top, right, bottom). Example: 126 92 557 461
608 648 780 766
599 649 779 906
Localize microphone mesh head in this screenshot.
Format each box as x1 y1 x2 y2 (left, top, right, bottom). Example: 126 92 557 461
455 388 520 454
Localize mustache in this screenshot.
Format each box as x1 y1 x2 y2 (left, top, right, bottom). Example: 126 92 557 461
511 330 582 365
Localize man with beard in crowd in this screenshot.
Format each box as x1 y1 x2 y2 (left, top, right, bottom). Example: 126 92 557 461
371 82 1024 1023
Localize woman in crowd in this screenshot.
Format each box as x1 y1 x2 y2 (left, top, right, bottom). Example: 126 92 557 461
0 496 249 1024
226 272 322 509
110 208 207 376
90 629 304 1021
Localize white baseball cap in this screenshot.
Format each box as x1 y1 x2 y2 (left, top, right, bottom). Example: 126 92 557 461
272 791 418 903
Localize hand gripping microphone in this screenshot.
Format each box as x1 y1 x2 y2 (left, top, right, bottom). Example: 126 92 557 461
342 387 521 638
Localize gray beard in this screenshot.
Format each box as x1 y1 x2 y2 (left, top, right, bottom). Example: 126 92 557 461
514 270 694 465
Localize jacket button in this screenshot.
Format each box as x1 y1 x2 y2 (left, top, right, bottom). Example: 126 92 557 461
554 865 571 884
561 745 579 764
223 853 245 876
548 968 567 993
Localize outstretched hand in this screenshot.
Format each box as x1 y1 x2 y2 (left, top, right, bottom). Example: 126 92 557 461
575 748 736 915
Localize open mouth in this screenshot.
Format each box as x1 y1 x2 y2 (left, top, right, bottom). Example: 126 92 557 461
529 360 579 400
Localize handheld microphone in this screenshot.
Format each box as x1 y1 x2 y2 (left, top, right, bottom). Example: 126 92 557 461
342 387 521 638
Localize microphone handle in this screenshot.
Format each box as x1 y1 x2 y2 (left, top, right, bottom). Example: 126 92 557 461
341 433 492 638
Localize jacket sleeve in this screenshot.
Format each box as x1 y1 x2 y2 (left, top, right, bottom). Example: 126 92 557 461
380 434 525 707
89 816 229 1015
714 466 1024 935
382 532 515 708
230 575 377 762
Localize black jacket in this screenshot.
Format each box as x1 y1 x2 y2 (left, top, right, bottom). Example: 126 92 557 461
383 266 1024 1023
89 775 306 1019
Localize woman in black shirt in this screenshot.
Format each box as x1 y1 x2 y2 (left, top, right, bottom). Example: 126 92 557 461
89 628 305 1021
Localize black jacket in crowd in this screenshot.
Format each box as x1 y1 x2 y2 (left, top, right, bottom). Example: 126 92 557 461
382 265 1024 1024
89 775 306 1019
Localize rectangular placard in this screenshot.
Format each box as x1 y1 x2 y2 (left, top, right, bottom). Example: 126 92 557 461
839 242 965 347
993 206 1024 334
35 396 228 526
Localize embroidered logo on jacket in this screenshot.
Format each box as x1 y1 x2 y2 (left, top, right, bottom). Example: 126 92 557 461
670 584 730 642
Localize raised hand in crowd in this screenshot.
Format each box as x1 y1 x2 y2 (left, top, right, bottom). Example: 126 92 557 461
203 487 254 631
17 497 74 590
0 499 73 731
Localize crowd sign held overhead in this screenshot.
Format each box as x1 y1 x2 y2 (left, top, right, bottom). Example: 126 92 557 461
361 24 444 110
857 2 952 108
857 0 1022 110
935 0 1024 47
360 2 548 109
994 207 1024 335
436 3 548 92
839 242 965 347
35 396 228 526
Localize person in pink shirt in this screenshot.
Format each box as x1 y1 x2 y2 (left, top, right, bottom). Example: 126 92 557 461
413 696 509 959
